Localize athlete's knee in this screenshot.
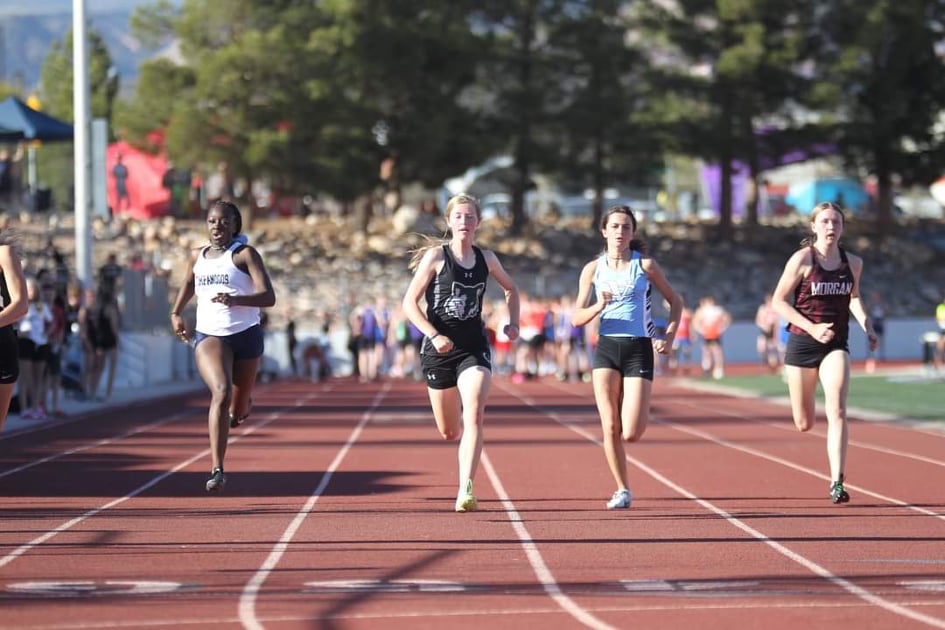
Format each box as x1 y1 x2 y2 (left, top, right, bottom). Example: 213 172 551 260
463 408 485 428
825 407 847 425
439 427 460 441
622 427 644 443
601 419 621 440
209 381 233 404
793 415 814 432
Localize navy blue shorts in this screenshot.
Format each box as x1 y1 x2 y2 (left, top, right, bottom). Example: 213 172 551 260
195 324 265 361
593 336 655 380
784 332 848 368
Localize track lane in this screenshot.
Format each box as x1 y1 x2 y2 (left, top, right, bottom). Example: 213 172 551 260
246 379 614 629
0 382 355 628
1 375 942 629
488 377 945 628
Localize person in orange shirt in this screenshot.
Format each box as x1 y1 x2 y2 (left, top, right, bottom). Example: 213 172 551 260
692 295 731 379
514 292 547 382
755 293 782 372
669 294 693 376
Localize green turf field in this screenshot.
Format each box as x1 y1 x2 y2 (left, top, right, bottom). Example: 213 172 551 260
716 372 945 422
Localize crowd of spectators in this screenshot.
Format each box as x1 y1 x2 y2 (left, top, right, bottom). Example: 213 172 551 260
6 233 123 420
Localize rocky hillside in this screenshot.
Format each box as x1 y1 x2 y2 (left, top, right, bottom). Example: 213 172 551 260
7 208 945 326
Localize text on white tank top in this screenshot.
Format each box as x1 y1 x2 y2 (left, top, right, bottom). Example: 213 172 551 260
193 242 260 336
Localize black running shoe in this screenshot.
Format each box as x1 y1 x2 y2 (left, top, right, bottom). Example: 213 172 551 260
206 467 226 492
829 475 850 504
229 397 253 428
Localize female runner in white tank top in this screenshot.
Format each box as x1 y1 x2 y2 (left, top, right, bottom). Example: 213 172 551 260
170 201 276 493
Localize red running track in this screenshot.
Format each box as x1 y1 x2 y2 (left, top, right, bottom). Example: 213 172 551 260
0 374 943 629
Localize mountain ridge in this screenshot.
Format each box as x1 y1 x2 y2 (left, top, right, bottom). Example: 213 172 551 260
0 1 175 92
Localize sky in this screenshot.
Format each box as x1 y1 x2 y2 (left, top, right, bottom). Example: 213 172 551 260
0 1 177 18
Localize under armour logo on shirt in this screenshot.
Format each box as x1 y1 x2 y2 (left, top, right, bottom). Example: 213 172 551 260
465 272 473 278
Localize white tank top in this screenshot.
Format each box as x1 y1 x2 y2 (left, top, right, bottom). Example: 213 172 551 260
193 242 260 336
18 301 52 345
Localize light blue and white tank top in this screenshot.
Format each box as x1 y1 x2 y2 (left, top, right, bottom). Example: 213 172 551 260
592 250 655 338
194 241 260 336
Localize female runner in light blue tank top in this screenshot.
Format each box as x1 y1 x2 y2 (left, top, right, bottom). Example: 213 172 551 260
572 205 682 510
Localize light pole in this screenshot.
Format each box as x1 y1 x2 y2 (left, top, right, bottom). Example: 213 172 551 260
73 0 92 286
25 93 41 198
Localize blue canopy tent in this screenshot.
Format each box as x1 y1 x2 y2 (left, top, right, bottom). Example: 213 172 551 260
0 97 73 141
785 178 870 215
0 97 73 211
0 124 24 142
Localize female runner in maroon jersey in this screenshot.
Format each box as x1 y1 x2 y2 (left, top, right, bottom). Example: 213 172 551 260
771 202 878 504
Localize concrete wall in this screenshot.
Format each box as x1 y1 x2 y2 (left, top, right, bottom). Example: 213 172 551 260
714 317 938 365
108 316 939 392
262 317 939 378
106 331 198 390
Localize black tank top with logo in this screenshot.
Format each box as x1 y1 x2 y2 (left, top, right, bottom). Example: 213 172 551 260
788 247 852 343
423 245 489 352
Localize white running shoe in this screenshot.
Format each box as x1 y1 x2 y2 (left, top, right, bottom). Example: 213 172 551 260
455 480 478 512
606 488 632 509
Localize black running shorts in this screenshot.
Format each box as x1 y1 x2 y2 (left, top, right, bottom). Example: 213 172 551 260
421 345 492 390
784 332 848 368
593 336 655 380
0 326 18 384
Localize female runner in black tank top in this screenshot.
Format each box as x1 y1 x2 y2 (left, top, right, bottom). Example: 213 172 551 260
422 244 491 356
0 228 28 431
402 193 521 513
771 202 878 505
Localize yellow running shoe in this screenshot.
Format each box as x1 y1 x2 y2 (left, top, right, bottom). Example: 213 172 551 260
455 480 478 512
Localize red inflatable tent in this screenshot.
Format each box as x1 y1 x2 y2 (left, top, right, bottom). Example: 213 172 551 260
106 141 171 219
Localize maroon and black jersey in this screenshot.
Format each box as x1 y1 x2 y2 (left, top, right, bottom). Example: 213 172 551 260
788 247 853 342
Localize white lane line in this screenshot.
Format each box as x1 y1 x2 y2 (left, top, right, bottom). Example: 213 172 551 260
0 393 321 570
503 383 945 630
9 599 945 629
555 381 945 518
481 452 617 630
678 378 945 437
238 383 391 630
0 412 192 480
664 417 945 522
672 394 945 470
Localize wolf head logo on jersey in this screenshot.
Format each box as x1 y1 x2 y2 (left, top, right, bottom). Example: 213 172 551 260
445 282 485 320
